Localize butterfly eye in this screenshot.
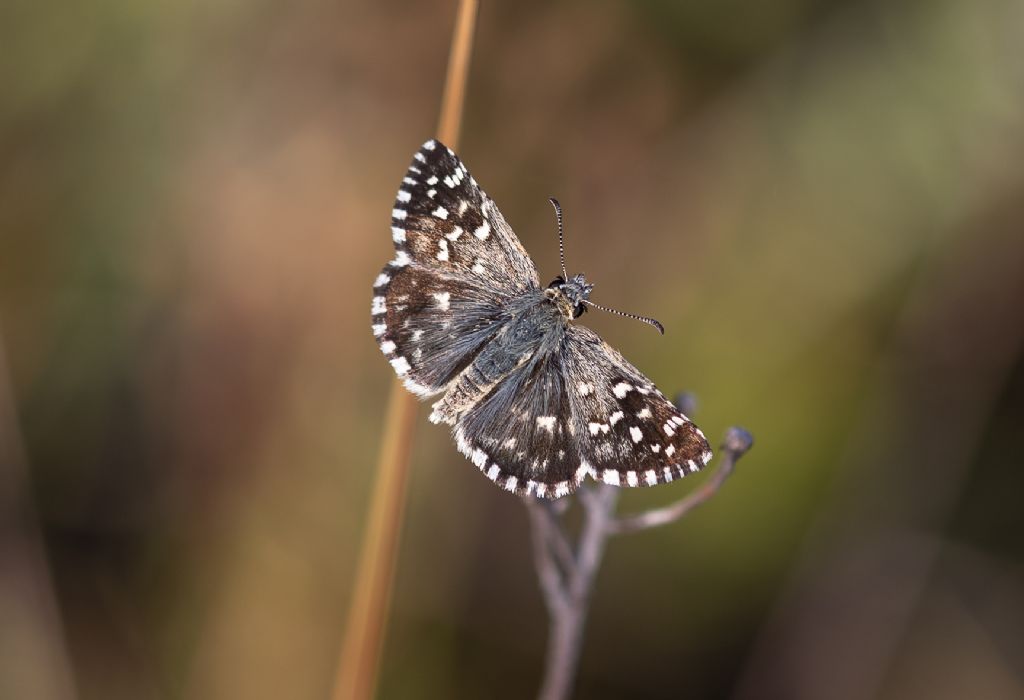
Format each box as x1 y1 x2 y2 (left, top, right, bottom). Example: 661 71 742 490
573 303 587 318
547 276 566 289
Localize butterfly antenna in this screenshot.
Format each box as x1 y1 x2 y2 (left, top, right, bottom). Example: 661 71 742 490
582 299 665 335
548 197 568 281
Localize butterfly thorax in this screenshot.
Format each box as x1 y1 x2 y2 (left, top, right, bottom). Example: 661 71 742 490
545 273 593 321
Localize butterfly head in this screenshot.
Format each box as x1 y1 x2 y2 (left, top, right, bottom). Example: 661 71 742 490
546 273 593 320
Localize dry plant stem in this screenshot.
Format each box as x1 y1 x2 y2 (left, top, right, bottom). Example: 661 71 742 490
527 427 753 700
610 427 753 535
333 381 419 700
437 0 479 144
333 2 478 699
527 486 620 700
526 502 569 615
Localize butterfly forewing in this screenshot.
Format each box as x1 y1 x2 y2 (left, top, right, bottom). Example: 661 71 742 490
391 140 539 293
373 140 540 396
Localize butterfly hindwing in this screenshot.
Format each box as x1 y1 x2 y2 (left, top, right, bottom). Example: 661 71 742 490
562 326 713 489
444 312 585 499
435 314 712 499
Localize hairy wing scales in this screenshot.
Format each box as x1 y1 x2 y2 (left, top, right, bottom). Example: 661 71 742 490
372 262 507 397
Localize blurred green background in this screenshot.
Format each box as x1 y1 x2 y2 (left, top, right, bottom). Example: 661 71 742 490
2 0 1023 698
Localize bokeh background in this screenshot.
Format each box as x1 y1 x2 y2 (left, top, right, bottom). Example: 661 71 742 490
3 0 1024 698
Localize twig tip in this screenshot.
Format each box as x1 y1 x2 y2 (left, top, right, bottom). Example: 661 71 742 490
722 426 754 456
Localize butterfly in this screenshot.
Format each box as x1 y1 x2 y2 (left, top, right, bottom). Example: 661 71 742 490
371 140 712 499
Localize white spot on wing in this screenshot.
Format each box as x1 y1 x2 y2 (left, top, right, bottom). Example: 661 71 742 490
391 226 406 243
403 377 433 397
390 356 410 376
602 470 620 486
645 470 658 486
473 222 490 239
423 140 437 151
666 444 676 457
396 189 411 202
393 251 411 267
437 239 449 261
663 422 676 436
506 475 518 491
536 416 556 432
472 261 485 275
392 208 407 220
432 291 451 310
650 444 660 453
380 340 396 354
630 426 643 443
446 226 463 241
433 206 449 220
609 411 624 426
374 273 390 287
371 297 386 315
636 407 652 419
453 427 470 455
426 175 438 185
471 449 487 468
613 382 632 399
577 382 592 396
626 471 639 487
486 465 500 481
372 323 386 336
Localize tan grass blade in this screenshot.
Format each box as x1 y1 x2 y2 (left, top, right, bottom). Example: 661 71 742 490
332 2 479 699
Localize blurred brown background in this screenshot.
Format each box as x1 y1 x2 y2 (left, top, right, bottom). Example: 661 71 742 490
2 0 1024 698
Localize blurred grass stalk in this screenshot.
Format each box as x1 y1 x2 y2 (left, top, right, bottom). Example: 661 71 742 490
0 334 79 699
332 2 479 699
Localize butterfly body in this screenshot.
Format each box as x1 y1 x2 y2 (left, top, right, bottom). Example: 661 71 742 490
548 273 594 318
372 140 711 499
